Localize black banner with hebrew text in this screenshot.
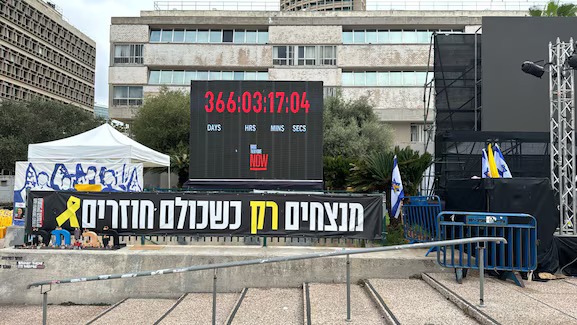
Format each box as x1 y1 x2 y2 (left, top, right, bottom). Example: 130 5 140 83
27 191 382 239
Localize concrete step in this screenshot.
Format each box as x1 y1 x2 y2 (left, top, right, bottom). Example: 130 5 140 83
0 304 107 325
88 298 177 325
364 278 479 325
157 292 239 325
227 288 303 324
306 283 385 324
424 272 577 325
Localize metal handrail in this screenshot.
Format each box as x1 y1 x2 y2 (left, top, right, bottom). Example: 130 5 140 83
27 237 503 289
28 237 506 324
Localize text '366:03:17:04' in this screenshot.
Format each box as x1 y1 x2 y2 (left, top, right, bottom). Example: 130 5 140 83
204 91 311 114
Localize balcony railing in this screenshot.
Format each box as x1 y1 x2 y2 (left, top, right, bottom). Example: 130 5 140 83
366 1 545 11
153 0 545 12
154 1 280 11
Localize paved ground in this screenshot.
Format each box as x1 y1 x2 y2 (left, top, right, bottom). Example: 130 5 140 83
307 283 385 324
0 305 107 325
91 298 176 324
231 288 303 325
159 293 238 325
369 278 478 325
427 272 577 325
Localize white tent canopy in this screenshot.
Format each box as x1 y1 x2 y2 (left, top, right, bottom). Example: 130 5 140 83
28 124 170 168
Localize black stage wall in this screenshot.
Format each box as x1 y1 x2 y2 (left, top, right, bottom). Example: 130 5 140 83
482 17 577 133
433 31 551 196
434 33 481 132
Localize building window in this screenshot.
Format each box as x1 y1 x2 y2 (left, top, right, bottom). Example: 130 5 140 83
113 44 143 64
342 71 432 86
321 46 336 65
160 29 173 42
223 30 233 42
410 123 431 142
173 30 185 42
297 46 316 66
148 70 268 84
273 46 293 66
149 29 268 44
274 45 337 66
323 87 338 98
113 86 143 106
342 29 463 44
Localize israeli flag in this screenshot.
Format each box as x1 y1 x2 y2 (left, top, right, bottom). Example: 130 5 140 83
391 155 404 219
482 149 491 178
493 144 512 178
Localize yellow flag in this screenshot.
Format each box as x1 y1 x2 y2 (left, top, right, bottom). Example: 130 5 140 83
487 144 500 178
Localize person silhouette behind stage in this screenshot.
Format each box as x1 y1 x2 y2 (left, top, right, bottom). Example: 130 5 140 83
14 163 38 204
36 172 51 190
50 164 71 190
101 169 122 192
86 166 98 185
124 168 142 192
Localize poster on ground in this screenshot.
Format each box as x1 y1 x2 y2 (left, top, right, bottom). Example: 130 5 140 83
27 191 383 240
13 162 143 226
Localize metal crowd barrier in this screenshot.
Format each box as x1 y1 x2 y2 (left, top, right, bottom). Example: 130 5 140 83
436 211 537 287
402 196 442 255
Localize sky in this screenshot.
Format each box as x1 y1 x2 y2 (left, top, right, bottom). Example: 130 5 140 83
51 0 544 106
52 0 158 105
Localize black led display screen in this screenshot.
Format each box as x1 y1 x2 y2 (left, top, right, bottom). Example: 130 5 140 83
189 81 323 185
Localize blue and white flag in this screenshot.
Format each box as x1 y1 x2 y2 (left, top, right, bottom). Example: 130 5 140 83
482 149 491 178
493 144 512 178
391 155 404 219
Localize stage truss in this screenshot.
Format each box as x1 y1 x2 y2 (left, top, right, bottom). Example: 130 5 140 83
549 38 576 236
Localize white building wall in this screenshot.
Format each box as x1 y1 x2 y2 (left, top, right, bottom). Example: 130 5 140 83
110 25 150 43
340 87 424 109
268 68 341 86
109 66 148 84
269 26 342 44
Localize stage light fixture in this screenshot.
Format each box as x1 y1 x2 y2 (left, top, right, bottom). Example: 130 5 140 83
521 61 545 78
567 54 577 69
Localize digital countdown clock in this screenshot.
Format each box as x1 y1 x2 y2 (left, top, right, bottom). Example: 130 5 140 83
187 81 324 190
203 91 311 114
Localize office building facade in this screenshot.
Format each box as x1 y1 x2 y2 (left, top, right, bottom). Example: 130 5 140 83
94 103 109 120
109 9 520 151
0 0 96 111
280 0 365 12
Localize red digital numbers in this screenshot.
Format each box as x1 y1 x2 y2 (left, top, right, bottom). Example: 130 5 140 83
204 91 310 114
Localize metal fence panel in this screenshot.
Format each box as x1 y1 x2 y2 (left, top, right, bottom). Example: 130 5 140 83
437 211 537 272
402 196 442 243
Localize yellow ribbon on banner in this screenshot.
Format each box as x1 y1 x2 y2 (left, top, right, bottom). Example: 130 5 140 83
56 196 81 228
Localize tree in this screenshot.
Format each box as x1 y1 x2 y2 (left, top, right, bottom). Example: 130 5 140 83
0 100 104 173
529 1 577 16
323 94 393 189
349 146 432 195
131 87 190 187
324 95 393 158
169 143 190 188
